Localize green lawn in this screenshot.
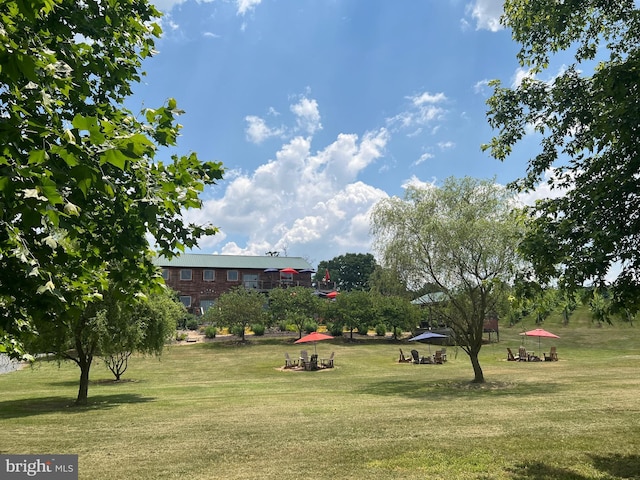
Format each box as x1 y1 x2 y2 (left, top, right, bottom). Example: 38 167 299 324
1 318 639 479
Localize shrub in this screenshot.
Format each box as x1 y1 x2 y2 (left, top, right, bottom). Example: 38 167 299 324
251 323 265 336
327 323 344 336
230 325 245 337
186 317 199 331
375 323 387 336
175 332 188 341
303 322 318 334
204 326 217 339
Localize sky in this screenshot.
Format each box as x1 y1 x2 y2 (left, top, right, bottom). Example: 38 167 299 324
132 0 564 268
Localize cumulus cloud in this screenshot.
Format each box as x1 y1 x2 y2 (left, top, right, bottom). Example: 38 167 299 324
245 94 322 144
188 97 390 261
465 0 504 32
245 116 285 144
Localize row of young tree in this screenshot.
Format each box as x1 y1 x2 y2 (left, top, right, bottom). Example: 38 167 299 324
201 286 425 342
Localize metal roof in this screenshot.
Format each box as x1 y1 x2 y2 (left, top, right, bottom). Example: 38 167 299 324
411 292 448 305
153 253 313 270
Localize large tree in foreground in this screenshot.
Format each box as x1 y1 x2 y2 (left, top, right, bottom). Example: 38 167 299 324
0 0 224 371
484 1 640 314
371 177 522 383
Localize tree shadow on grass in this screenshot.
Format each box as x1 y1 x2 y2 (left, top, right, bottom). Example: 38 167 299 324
357 378 560 401
506 461 588 480
506 455 640 480
590 454 640 479
47 378 143 388
0 393 155 419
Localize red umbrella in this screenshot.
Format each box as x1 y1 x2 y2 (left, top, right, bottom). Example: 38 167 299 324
280 267 299 274
295 331 334 354
326 291 339 299
519 328 559 350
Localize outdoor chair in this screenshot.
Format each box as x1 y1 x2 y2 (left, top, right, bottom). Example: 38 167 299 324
398 349 412 363
544 346 558 362
321 352 334 368
434 350 444 364
411 349 431 364
518 346 528 362
506 347 518 361
440 347 447 362
305 354 318 371
284 352 298 368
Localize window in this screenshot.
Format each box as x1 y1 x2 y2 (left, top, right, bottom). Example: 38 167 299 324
243 274 258 289
200 300 216 312
227 270 239 281
161 269 169 280
180 269 192 281
203 269 215 281
179 296 191 308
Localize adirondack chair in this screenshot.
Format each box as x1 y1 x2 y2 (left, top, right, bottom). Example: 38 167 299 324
321 352 335 368
434 350 444 364
284 352 298 368
305 354 318 371
544 346 558 361
398 349 412 363
507 347 518 361
518 346 528 362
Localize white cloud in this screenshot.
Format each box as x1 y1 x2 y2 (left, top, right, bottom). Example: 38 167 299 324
512 67 534 88
290 97 322 136
236 0 262 15
474 79 491 95
515 169 571 207
187 101 390 261
245 115 285 144
410 92 447 106
465 0 504 32
438 141 455 150
413 152 434 166
387 90 447 132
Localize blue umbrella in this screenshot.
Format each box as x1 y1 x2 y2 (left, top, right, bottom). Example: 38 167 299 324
263 268 279 272
408 331 448 342
408 331 448 353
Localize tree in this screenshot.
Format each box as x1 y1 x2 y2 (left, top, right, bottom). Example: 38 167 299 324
268 287 320 339
315 253 377 291
0 0 224 403
100 289 185 381
483 1 640 313
204 288 266 341
372 294 418 340
371 177 522 383
332 291 375 340
369 266 411 298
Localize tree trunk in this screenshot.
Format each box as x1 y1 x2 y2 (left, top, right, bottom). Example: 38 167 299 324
76 355 92 405
470 351 485 383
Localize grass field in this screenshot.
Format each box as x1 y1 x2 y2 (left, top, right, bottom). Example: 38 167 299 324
1 313 639 479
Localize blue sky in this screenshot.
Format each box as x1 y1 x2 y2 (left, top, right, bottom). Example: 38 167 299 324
135 0 560 267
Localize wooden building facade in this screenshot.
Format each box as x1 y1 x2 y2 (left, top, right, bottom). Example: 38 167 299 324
153 254 315 314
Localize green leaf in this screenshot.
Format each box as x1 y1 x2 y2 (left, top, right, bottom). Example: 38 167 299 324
28 149 48 164
101 149 127 170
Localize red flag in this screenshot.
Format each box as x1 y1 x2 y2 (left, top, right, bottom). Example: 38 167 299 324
324 269 330 282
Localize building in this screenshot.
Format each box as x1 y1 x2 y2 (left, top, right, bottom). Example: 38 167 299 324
153 253 315 314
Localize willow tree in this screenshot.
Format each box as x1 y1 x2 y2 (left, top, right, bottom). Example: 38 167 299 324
484 1 640 314
371 177 522 383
